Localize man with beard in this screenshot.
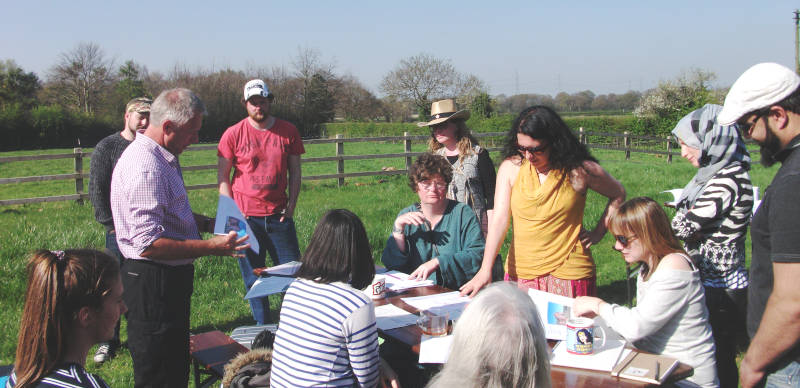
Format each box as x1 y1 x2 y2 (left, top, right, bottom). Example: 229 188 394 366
218 79 305 324
717 62 800 388
88 96 150 364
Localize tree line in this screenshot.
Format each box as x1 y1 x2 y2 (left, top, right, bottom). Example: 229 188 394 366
0 42 723 151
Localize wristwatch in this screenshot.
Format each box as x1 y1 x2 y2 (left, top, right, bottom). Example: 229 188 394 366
392 225 403 234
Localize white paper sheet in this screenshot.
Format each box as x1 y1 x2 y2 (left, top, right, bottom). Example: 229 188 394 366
382 270 434 291
262 261 302 277
550 339 631 372
401 291 469 321
374 304 419 331
418 334 454 364
244 277 294 299
213 195 260 254
527 288 576 340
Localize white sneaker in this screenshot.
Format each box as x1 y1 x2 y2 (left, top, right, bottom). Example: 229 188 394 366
93 343 115 364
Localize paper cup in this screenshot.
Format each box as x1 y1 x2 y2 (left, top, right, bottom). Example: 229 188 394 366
364 275 386 299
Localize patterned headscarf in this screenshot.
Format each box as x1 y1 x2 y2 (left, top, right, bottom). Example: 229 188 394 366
671 104 751 209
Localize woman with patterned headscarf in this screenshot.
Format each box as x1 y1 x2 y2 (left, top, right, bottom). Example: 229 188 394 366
671 103 753 388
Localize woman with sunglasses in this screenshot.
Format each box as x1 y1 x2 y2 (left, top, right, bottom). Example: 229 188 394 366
382 153 502 290
461 105 625 297
573 197 718 388
419 99 497 237
671 104 753 388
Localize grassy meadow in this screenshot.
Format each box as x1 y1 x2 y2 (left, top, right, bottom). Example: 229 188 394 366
0 139 779 387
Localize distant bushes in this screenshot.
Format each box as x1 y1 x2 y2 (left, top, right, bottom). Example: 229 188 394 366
0 103 115 151
322 113 673 140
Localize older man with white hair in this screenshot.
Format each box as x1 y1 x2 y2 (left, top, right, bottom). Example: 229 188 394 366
717 62 800 388
111 88 249 387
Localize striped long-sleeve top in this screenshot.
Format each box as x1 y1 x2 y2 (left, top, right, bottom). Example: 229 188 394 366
269 279 380 387
671 163 753 289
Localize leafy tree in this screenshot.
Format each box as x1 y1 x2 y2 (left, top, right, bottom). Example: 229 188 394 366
470 92 493 118
301 73 335 136
115 60 149 101
0 59 40 109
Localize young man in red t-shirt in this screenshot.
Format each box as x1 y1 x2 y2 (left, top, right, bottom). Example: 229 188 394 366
218 79 305 324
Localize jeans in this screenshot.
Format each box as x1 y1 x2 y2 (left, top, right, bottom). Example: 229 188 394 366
765 360 800 388
241 215 300 324
705 286 748 388
106 230 124 347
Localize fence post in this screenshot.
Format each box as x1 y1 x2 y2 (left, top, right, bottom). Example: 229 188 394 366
336 134 345 187
624 131 631 160
579 127 585 145
404 132 412 170
666 136 673 163
73 147 84 204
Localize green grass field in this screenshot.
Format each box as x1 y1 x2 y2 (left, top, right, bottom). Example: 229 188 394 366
0 141 779 387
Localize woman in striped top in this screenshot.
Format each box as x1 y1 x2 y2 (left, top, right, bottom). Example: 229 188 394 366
671 104 753 388
7 249 125 388
270 209 396 388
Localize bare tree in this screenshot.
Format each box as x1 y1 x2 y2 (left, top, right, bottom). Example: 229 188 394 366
381 53 484 116
48 42 114 113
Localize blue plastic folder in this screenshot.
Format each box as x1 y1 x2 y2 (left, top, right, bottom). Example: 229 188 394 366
213 195 259 254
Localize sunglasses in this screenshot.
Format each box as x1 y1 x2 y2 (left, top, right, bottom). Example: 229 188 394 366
736 110 769 135
614 235 637 247
518 144 548 154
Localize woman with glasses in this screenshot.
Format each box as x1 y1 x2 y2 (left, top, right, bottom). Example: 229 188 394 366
420 99 497 237
461 105 625 297
671 104 752 388
573 197 718 388
382 153 502 290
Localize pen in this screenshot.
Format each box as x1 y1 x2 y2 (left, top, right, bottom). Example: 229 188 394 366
654 360 660 381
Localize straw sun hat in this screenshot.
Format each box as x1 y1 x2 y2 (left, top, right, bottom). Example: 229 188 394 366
417 99 471 127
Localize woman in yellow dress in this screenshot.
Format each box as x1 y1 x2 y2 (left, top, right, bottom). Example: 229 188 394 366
461 105 625 297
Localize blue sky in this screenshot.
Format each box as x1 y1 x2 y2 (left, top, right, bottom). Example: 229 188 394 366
1 0 797 97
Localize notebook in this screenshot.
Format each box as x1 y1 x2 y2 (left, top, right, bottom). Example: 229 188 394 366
610 351 680 385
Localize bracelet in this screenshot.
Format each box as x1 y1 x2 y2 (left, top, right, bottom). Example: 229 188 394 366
392 225 403 234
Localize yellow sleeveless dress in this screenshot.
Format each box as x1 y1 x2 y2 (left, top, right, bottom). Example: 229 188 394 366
506 159 595 280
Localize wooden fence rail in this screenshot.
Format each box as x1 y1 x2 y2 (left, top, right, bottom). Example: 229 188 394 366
0 129 677 207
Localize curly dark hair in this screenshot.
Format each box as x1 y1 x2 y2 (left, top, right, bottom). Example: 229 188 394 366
407 153 453 191
503 105 597 172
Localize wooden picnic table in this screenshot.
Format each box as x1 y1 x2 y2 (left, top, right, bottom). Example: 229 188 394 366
374 284 695 387
251 266 694 387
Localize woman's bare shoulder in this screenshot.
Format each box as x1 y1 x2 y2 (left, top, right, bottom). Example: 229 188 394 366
659 253 693 271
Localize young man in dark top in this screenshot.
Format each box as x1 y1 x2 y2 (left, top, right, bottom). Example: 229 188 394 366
87 96 151 364
717 62 800 388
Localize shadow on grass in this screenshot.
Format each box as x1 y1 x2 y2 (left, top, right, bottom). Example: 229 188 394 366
192 315 260 335
598 278 636 307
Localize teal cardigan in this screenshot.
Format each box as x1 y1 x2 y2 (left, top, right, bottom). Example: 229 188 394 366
381 200 501 290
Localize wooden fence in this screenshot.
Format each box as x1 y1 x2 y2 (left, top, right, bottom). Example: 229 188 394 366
0 129 677 206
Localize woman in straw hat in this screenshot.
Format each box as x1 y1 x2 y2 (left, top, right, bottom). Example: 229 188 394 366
419 99 497 237
460 106 625 298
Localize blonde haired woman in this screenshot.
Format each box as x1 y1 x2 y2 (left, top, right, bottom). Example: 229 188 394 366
420 99 496 237
573 197 718 388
